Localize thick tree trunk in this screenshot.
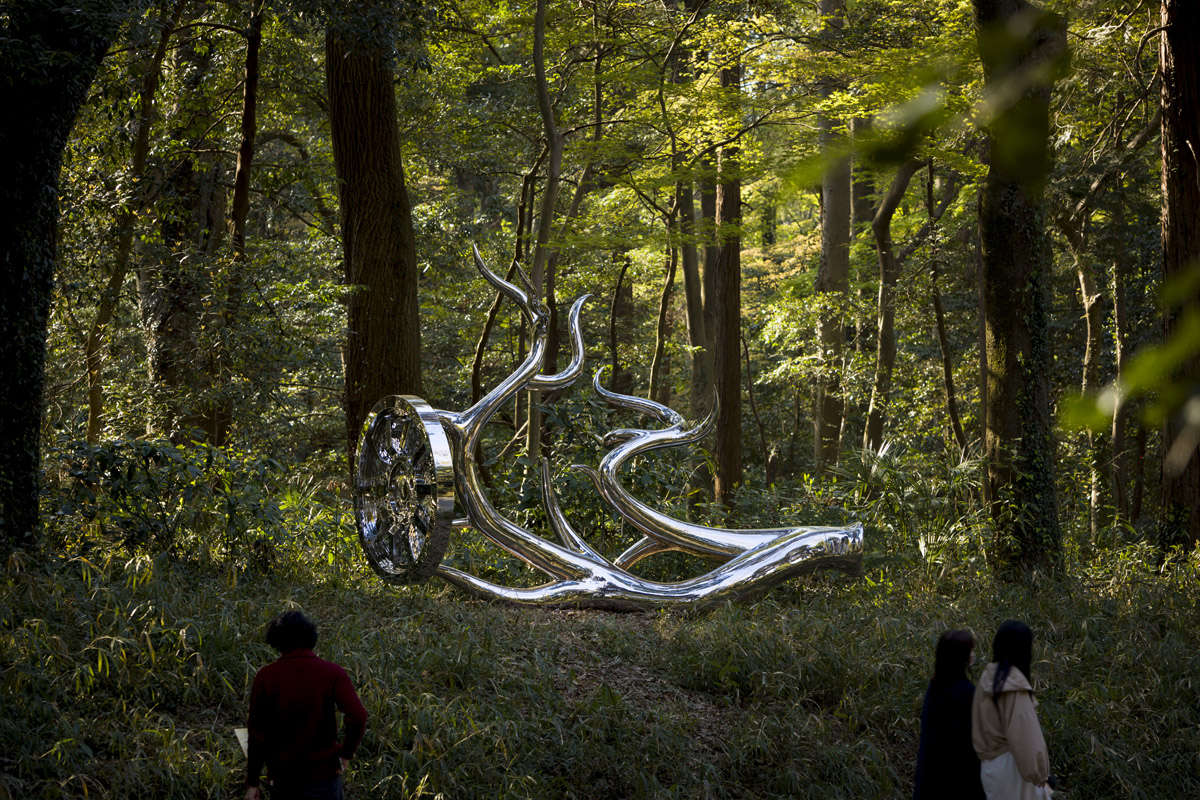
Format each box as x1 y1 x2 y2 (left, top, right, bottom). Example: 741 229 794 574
142 34 227 444
814 0 849 473
1158 0 1200 548
327 17 422 472
974 0 1066 572
713 66 743 504
0 2 126 547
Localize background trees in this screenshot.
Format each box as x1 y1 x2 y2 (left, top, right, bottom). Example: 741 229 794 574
8 0 1191 577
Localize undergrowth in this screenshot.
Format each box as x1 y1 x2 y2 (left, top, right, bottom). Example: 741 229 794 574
2 540 1198 799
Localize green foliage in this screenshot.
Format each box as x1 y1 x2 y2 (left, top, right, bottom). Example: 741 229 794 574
43 438 284 564
2 543 1198 798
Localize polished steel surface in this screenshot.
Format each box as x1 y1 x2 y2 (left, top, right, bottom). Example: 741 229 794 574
355 395 456 583
353 247 863 609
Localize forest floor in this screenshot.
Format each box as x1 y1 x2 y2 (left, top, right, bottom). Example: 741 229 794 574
1 543 1198 799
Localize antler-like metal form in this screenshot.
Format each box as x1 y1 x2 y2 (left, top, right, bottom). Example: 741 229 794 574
354 247 862 610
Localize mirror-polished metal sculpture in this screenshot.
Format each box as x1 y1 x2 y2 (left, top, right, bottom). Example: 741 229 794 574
355 246 862 610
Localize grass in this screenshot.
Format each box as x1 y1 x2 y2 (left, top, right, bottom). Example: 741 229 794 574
1 542 1198 799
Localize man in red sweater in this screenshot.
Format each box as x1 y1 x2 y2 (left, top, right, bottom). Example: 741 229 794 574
245 611 369 800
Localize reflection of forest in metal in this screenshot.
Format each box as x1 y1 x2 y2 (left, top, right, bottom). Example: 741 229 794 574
355 248 862 610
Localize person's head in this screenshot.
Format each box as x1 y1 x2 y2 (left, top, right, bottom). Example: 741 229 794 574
932 629 975 684
991 619 1033 697
265 610 318 654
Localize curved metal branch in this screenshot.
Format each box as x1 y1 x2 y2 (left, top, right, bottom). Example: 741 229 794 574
436 522 863 611
530 294 590 391
592 366 682 427
587 382 861 560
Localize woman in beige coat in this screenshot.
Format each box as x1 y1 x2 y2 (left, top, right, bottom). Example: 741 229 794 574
971 620 1053 799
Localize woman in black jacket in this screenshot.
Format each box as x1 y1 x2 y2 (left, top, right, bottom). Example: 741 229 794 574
914 629 986 800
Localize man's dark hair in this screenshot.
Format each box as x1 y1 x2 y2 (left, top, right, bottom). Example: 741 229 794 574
265 611 318 653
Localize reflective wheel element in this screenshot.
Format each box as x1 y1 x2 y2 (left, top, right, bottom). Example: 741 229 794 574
355 396 455 583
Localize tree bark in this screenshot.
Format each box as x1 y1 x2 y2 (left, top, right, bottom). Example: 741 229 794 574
680 178 712 421
0 2 129 547
608 252 634 395
1110 200 1130 523
713 65 743 504
814 0 850 473
1158 0 1200 548
932 262 968 453
973 0 1066 572
863 160 920 452
648 243 677 405
327 14 422 472
141 28 228 444
524 0 565 466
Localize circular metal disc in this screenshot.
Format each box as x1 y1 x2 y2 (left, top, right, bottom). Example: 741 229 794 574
354 395 455 584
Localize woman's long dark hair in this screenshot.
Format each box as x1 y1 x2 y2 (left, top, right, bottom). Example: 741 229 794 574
991 619 1033 704
932 629 975 686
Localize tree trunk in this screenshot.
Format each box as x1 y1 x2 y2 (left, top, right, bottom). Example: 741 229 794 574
648 243 677 405
975 218 990 505
680 179 712 421
713 65 743 504
814 0 850 473
0 2 128 547
863 160 920 452
932 263 968 453
525 0 565 466
973 0 1066 572
1158 0 1200 548
327 15 422 472
608 252 634 395
1076 247 1108 540
1110 201 1130 522
85 1 184 443
142 34 227 444
212 0 266 447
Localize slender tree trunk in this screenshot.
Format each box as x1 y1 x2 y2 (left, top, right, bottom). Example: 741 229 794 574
713 65 743 504
0 2 127 547
525 0 564 466
973 0 1066 572
85 1 184 443
975 218 990 505
1076 246 1108 540
863 160 920 452
851 116 876 360
680 179 712 420
743 332 773 486
608 252 634 395
649 242 677 405
932 263 968 453
814 0 850 472
1158 0 1200 548
1110 200 1130 522
327 14 422 472
212 0 266 447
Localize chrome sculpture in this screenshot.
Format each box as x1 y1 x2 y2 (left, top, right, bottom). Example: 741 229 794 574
355 247 862 610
